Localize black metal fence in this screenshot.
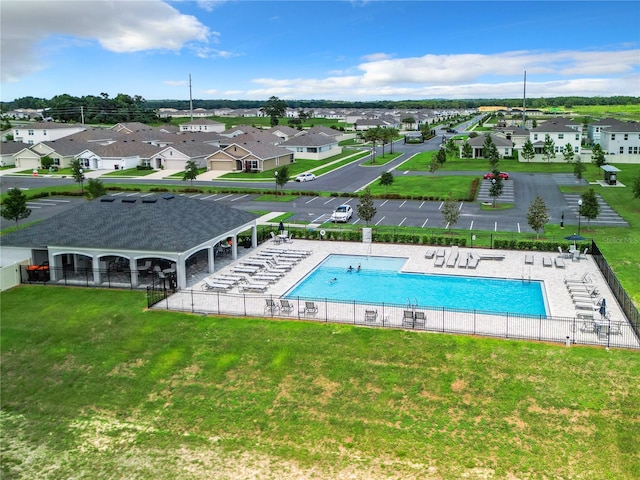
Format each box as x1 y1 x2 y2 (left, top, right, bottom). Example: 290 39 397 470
20 264 138 290
591 240 640 343
150 290 639 350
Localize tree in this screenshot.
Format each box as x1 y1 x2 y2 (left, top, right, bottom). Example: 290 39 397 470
461 141 473 159
40 156 54 170
445 138 458 160
356 187 376 225
261 96 287 127
1 187 31 227
364 127 382 164
542 134 556 163
182 160 199 185
85 178 107 200
428 157 440 174
573 157 586 181
483 134 499 169
580 189 600 228
275 165 289 195
526 195 549 239
441 192 459 229
633 174 640 199
563 143 575 163
379 171 394 193
386 127 399 154
591 143 606 167
521 139 535 163
70 159 85 193
435 148 447 164
401 117 416 129
489 173 504 208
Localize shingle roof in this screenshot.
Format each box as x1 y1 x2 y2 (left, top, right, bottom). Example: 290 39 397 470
1 195 259 253
278 133 338 147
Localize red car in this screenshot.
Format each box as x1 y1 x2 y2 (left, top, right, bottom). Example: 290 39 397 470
483 171 509 180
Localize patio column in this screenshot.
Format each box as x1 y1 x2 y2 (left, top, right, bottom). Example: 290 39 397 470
207 245 215 274
231 235 238 260
176 256 187 290
48 252 59 282
92 256 101 285
251 225 258 248
130 267 139 288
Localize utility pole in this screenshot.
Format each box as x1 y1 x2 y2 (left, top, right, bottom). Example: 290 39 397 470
80 105 85 124
189 74 193 122
522 70 526 129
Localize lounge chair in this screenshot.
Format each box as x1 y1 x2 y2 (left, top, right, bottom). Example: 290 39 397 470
555 257 565 268
574 301 596 311
269 231 282 244
558 246 571 259
436 248 446 258
303 301 318 316
137 260 152 273
446 246 459 268
424 249 436 259
434 256 445 267
525 255 534 265
467 254 479 269
202 278 234 292
240 282 269 293
579 319 598 333
414 311 426 328
365 309 378 324
402 310 415 327
279 299 294 315
579 247 589 260
543 257 552 267
576 310 595 320
477 253 506 260
265 298 279 315
458 254 469 268
564 273 591 284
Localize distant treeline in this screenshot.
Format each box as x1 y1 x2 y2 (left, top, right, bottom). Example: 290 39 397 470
2 94 639 125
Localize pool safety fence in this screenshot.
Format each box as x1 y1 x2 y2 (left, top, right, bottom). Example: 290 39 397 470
591 240 640 343
151 290 640 350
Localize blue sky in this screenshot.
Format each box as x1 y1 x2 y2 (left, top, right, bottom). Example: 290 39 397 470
1 0 639 102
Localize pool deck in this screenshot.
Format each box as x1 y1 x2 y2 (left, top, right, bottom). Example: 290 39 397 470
160 239 638 349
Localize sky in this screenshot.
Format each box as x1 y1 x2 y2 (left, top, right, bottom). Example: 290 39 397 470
1 0 639 102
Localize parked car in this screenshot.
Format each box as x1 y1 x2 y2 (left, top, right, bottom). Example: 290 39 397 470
295 172 316 182
483 171 509 180
330 204 353 223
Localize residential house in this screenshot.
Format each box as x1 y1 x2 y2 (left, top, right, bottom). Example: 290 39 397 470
529 118 582 156
278 133 341 160
495 126 529 149
206 141 294 173
463 134 513 159
599 122 640 156
12 122 85 145
179 118 226 134
0 141 24 166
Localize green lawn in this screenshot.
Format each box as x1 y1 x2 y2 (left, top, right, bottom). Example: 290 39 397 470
367 174 477 200
1 286 638 479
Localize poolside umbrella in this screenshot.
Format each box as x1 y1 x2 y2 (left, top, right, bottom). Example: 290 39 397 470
599 298 607 319
564 233 585 251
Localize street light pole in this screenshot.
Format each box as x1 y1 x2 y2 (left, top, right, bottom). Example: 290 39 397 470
79 168 84 194
577 198 583 235
274 170 278 196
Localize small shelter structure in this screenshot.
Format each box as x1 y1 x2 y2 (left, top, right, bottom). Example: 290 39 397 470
600 165 621 185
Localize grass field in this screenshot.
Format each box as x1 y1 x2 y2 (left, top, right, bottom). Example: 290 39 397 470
1 287 639 479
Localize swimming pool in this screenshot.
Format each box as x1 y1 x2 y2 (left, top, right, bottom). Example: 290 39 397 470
285 254 548 316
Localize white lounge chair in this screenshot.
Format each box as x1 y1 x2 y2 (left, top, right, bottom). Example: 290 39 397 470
365 309 378 324
468 254 479 269
446 246 459 268
543 257 552 267
525 255 534 265
555 257 566 268
264 298 279 315
280 299 294 315
302 301 318 316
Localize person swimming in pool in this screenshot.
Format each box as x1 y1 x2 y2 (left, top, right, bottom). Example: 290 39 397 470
347 265 353 272
357 263 361 272
328 277 337 284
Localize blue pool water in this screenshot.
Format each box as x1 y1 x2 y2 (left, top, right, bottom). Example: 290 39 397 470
285 254 548 316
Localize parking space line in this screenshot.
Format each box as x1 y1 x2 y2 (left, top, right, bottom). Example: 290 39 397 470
379 200 388 207
399 200 406 208
458 202 463 211
494 221 498 231
231 194 249 202
213 194 233 201
469 220 474 230
323 198 337 205
438 201 444 209
202 194 217 200
305 197 319 204
375 216 386 226
419 201 425 209
517 223 521 233
421 218 429 228
398 217 407 226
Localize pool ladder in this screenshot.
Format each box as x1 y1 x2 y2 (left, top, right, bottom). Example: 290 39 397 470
406 297 418 311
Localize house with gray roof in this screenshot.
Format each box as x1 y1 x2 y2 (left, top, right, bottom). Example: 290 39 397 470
530 118 582 156
1 195 260 290
464 134 513 159
278 133 340 160
206 140 294 173
179 118 225 134
0 141 25 166
12 122 86 145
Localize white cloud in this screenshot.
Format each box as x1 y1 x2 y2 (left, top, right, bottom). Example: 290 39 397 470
0 0 211 83
240 49 640 99
164 80 188 87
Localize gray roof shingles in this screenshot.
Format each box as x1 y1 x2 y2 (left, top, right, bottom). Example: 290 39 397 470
2 195 259 253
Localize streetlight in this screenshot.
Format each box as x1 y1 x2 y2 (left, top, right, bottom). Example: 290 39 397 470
491 178 497 208
274 170 278 196
79 168 84 194
577 198 583 235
